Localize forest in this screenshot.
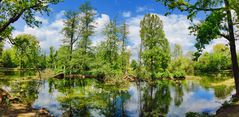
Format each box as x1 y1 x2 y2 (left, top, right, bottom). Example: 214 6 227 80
0 0 239 117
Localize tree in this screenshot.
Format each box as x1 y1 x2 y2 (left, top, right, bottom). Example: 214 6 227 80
56 45 70 73
140 14 170 80
13 34 40 69
62 11 80 58
119 22 129 74
156 0 239 97
48 46 57 69
172 44 183 59
76 2 96 72
0 0 61 40
194 44 231 72
2 48 17 68
78 1 95 55
103 20 119 65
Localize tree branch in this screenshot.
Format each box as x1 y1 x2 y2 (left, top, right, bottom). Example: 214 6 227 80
219 33 230 40
192 7 224 11
0 2 43 33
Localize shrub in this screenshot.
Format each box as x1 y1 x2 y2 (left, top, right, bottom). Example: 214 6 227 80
156 70 171 79
173 71 185 79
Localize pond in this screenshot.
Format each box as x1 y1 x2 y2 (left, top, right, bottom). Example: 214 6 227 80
0 72 235 117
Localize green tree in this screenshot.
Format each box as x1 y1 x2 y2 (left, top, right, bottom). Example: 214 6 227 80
75 2 96 72
56 45 70 73
169 44 193 75
62 11 80 58
2 48 17 68
13 34 41 70
140 14 171 80
103 20 119 66
194 44 231 72
47 46 57 69
156 0 239 97
78 1 95 55
172 44 183 59
119 22 129 74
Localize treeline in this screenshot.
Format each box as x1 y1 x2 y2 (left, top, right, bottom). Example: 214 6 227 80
0 2 235 82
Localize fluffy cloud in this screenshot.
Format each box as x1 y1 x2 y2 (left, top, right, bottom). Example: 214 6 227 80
10 12 65 54
122 11 131 18
90 14 110 46
10 11 235 58
126 14 197 60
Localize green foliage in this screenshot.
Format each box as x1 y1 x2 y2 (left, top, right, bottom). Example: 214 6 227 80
190 11 226 51
13 34 41 69
169 44 194 75
156 70 171 79
2 48 17 68
56 45 70 72
173 71 186 79
186 112 212 117
130 59 138 71
172 44 183 59
194 44 231 73
0 0 62 38
140 14 171 80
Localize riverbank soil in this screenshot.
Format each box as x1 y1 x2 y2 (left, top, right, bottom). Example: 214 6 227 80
0 103 51 117
216 103 239 117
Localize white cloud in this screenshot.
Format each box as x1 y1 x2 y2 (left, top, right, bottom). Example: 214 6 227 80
136 6 147 13
90 14 110 46
126 14 197 60
122 11 131 18
10 11 65 53
10 11 234 59
136 6 155 13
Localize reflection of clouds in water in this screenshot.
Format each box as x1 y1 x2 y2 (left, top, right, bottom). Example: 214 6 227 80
123 81 233 117
29 80 234 117
124 84 140 117
167 82 231 117
32 82 63 117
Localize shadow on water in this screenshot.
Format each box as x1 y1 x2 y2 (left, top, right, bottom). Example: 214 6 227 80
0 71 235 117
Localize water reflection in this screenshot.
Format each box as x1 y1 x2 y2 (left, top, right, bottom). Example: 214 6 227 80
0 74 235 117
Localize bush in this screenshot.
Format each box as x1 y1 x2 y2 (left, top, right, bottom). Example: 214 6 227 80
156 70 171 79
173 71 185 79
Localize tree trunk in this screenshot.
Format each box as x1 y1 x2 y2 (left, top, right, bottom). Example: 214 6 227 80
225 0 239 97
229 40 239 97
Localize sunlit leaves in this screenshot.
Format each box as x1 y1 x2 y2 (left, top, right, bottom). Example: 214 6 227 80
140 14 170 79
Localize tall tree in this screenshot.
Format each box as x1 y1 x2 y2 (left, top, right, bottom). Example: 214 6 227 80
62 11 80 58
119 22 129 74
172 44 183 59
140 14 170 80
103 20 119 65
76 2 96 71
78 1 95 55
156 0 239 97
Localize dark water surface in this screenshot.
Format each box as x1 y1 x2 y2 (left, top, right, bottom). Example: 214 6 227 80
0 72 235 117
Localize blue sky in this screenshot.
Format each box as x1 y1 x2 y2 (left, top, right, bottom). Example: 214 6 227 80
10 0 230 59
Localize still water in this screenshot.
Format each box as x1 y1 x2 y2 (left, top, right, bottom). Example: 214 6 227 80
0 72 235 117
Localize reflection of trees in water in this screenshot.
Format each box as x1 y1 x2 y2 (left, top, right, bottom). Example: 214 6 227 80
199 76 235 99
140 81 172 117
98 89 130 117
51 79 130 117
50 79 90 116
213 85 234 99
5 80 40 105
173 83 184 107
